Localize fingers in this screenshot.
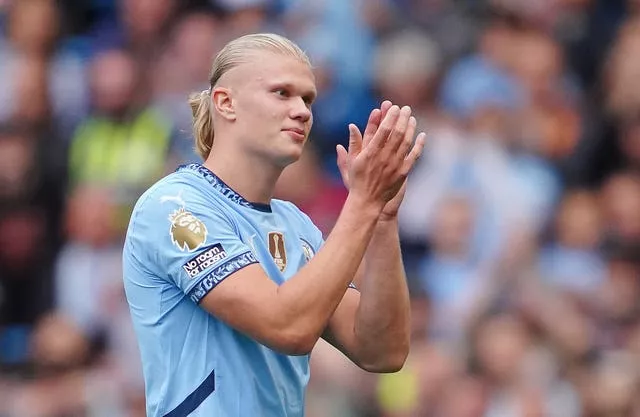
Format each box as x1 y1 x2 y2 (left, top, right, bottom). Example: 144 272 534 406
336 144 349 185
363 101 393 147
368 105 401 149
397 116 417 158
361 108 382 147
385 106 412 154
380 100 393 120
347 123 363 156
400 132 427 176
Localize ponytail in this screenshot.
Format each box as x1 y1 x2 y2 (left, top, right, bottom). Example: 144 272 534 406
189 90 214 160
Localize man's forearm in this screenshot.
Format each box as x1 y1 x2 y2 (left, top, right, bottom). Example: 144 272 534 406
275 194 381 352
353 218 411 369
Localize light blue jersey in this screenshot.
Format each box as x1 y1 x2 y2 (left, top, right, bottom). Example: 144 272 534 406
123 163 341 417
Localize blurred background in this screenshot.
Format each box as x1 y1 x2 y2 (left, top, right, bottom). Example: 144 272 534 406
1 0 640 415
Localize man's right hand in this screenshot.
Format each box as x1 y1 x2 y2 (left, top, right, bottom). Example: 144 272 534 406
346 105 426 212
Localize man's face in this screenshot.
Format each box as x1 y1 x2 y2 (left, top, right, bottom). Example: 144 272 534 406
224 50 316 167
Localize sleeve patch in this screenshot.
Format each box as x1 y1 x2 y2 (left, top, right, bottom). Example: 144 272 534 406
169 207 208 252
182 244 227 279
188 251 258 304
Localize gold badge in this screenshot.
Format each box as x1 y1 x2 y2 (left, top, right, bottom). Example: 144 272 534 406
268 232 287 272
169 208 208 252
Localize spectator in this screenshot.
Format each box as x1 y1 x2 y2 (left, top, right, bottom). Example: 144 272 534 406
153 11 223 165
538 189 606 298
67 48 174 225
0 0 89 137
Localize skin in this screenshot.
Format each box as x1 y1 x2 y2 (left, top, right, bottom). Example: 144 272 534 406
199 49 426 372
207 50 317 203
328 101 421 369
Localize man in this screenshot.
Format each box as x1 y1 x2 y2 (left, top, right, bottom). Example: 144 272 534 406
123 33 426 417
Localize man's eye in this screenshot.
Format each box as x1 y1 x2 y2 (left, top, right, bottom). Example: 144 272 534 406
275 89 288 97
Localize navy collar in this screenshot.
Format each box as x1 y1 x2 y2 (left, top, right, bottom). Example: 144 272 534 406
177 163 272 212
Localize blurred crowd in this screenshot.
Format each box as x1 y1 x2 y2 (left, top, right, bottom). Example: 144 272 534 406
1 0 640 416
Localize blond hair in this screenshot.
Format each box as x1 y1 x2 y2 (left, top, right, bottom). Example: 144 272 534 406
189 33 311 160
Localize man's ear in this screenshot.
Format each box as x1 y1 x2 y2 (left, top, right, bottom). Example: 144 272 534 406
212 87 236 121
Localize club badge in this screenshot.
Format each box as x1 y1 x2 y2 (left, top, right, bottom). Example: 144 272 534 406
301 239 315 263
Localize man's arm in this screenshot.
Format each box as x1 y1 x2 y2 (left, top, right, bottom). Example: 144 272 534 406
200 194 381 355
322 217 411 372
323 101 422 372
199 105 424 355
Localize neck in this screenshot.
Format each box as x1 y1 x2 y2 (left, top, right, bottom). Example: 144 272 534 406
203 144 283 205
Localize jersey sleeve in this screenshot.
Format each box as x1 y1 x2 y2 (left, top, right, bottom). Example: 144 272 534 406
129 184 258 304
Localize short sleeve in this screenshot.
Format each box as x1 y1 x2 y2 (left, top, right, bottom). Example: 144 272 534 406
128 185 258 304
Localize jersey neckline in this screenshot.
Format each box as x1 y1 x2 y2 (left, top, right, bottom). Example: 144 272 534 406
177 163 273 213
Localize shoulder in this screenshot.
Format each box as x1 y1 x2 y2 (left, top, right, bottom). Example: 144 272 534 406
271 199 324 246
132 172 195 214
133 169 218 212
271 199 315 227
124 171 241 267
128 170 233 239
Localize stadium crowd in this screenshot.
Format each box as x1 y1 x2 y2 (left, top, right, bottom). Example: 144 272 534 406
1 0 640 415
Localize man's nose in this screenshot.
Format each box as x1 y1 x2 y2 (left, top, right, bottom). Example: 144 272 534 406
290 97 311 122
